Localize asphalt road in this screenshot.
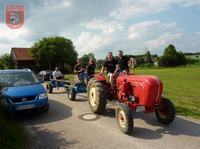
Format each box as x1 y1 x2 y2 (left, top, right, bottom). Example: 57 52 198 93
24 88 200 149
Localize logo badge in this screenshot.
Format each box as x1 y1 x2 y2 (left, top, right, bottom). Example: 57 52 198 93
21 98 27 102
6 4 24 29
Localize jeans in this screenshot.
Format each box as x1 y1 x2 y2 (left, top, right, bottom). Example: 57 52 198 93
78 72 88 83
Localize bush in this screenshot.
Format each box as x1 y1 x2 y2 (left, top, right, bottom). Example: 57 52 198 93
0 61 5 69
186 58 199 64
158 55 177 67
64 64 72 73
158 44 186 67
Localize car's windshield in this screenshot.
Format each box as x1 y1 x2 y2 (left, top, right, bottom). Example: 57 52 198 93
0 72 39 88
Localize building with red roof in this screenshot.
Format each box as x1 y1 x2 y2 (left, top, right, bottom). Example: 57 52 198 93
11 47 37 71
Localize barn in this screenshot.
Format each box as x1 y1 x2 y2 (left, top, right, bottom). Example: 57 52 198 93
11 47 37 72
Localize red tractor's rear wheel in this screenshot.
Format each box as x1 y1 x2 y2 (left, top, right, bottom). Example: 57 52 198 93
116 103 133 134
88 79 107 115
155 97 176 124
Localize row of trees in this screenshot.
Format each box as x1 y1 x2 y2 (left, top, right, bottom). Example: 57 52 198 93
0 36 189 72
30 38 188 70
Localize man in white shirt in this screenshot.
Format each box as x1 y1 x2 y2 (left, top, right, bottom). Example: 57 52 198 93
53 67 63 89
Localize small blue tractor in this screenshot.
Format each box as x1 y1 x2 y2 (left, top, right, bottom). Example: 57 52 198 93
46 75 70 93
66 73 91 101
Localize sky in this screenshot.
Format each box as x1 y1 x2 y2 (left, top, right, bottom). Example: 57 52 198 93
0 0 200 59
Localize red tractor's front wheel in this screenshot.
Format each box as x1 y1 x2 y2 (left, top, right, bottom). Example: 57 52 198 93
116 103 133 134
155 97 176 124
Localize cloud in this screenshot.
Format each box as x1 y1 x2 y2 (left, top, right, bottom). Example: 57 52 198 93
74 31 114 56
0 23 33 55
82 19 124 34
0 0 199 58
0 23 32 42
75 19 200 57
128 20 183 52
145 32 184 50
110 0 200 20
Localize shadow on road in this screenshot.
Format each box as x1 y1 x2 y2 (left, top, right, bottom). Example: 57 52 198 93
29 126 78 149
134 112 200 138
14 99 73 125
132 127 163 139
103 107 116 118
103 105 200 139
50 91 67 94
75 94 88 101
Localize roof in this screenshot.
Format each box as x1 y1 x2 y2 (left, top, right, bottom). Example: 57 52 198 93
11 47 34 61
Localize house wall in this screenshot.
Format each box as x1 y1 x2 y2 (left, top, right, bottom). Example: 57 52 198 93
15 60 37 72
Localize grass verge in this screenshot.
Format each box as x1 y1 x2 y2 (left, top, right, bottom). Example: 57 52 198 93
0 110 29 149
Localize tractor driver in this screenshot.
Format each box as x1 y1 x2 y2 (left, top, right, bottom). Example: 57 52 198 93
53 67 63 90
100 52 118 83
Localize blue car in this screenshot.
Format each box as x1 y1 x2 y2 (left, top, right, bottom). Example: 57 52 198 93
0 69 49 112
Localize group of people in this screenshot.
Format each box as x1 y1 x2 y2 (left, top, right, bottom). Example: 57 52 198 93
52 50 129 88
74 50 129 84
74 58 96 83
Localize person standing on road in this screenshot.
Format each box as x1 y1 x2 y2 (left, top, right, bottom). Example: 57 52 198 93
53 67 63 90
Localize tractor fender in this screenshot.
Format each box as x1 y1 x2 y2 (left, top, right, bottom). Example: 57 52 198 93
94 74 106 81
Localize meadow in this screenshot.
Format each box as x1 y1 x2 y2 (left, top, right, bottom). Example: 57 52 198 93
65 67 200 120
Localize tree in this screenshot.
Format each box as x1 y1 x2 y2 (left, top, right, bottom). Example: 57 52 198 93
31 37 78 72
0 54 14 69
81 53 95 65
177 51 186 65
145 50 153 64
96 59 105 68
158 44 186 67
0 61 5 69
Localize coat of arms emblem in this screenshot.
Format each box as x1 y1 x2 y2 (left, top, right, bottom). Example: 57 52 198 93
6 4 24 29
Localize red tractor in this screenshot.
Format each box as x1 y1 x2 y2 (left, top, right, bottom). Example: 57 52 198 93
87 73 176 134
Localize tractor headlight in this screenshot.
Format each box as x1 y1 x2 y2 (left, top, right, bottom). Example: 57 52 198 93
39 93 48 99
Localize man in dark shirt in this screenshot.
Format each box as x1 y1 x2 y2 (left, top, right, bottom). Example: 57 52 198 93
74 58 87 82
100 52 118 75
87 58 96 77
100 52 118 85
116 50 129 73
74 59 85 74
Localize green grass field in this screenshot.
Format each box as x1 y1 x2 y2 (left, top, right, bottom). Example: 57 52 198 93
65 67 200 120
